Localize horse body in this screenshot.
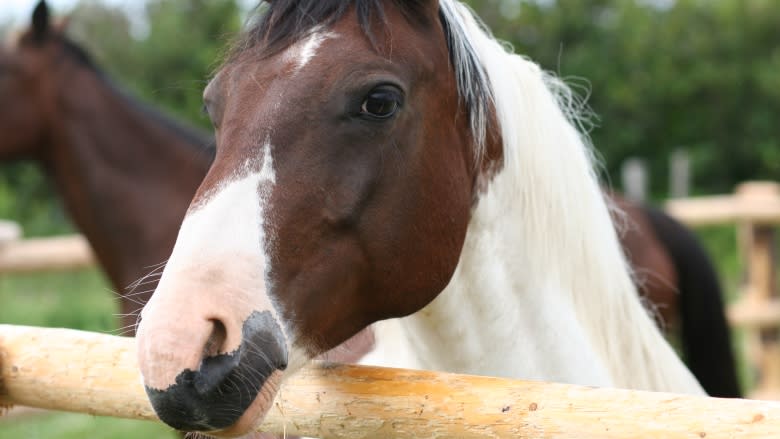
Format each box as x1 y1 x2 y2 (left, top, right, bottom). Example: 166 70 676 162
42 74 211 293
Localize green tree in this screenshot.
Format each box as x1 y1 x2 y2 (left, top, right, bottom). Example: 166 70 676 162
466 0 780 196
70 0 242 128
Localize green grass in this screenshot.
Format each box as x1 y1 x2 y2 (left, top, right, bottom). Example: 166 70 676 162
0 270 178 439
0 270 115 331
0 413 178 439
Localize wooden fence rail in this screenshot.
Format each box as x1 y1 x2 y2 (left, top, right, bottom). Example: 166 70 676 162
2 324 780 438
0 235 95 274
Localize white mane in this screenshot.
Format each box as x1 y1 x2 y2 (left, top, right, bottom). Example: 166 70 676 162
365 0 704 395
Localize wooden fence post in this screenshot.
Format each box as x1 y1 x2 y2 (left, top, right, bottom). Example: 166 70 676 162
0 221 21 245
669 149 691 199
621 158 648 203
733 183 780 399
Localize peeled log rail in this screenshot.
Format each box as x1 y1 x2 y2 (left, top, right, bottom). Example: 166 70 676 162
665 181 780 226
0 235 95 274
2 325 780 438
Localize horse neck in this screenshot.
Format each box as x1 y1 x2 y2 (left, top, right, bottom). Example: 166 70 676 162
372 29 703 394
43 68 211 292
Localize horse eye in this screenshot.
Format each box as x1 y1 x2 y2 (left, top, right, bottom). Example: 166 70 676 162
360 86 402 120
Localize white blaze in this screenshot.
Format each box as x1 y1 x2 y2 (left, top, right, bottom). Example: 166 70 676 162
288 30 339 74
138 137 283 390
166 137 275 287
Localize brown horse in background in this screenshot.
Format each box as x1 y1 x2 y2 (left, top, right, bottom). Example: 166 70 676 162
0 2 212 334
0 1 737 398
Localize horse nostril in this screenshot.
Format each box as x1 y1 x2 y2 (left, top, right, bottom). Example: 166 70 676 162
203 319 228 358
193 319 232 395
145 310 289 432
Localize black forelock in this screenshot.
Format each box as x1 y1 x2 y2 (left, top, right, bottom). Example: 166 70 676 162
230 0 432 61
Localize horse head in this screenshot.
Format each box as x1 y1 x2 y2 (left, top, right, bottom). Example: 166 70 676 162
0 1 81 161
135 0 501 435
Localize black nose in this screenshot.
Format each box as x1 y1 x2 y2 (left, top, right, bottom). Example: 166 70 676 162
145 310 288 432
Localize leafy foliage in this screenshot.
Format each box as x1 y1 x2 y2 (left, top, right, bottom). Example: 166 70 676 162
68 0 241 129
465 0 780 196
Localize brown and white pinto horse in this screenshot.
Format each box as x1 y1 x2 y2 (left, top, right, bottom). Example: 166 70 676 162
2 1 738 403
136 1 713 436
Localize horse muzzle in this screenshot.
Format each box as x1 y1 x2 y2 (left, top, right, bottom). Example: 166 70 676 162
139 310 288 434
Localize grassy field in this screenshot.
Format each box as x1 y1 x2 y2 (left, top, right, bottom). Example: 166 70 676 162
0 270 179 439
0 225 753 438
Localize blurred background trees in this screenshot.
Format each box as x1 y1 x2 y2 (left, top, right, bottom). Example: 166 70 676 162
1 0 779 232
463 0 780 195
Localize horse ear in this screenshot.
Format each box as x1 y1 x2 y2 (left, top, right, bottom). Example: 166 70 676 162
32 0 50 42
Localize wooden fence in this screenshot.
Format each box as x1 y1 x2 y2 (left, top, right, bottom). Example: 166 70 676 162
0 221 94 274
0 234 95 274
2 324 780 438
667 181 780 400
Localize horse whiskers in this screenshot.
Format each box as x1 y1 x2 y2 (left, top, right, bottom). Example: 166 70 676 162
112 311 141 319
124 275 164 294
121 280 164 299
123 260 169 292
118 287 159 299
108 283 160 302
109 319 143 337
125 276 164 290
108 294 149 307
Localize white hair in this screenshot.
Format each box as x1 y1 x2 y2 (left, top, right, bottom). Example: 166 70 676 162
404 0 704 393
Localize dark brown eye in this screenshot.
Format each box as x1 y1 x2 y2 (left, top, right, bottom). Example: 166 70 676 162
360 86 402 120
